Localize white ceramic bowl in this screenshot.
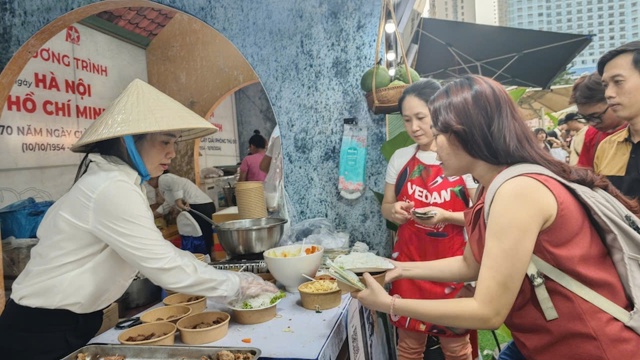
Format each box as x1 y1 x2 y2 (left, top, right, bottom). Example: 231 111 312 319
263 244 324 292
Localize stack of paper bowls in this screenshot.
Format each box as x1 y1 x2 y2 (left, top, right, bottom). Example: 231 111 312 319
235 181 267 219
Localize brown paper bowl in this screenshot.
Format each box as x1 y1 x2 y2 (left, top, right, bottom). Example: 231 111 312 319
176 311 230 345
162 293 206 314
229 302 278 325
140 305 192 324
118 322 176 346
298 280 341 310
336 271 386 293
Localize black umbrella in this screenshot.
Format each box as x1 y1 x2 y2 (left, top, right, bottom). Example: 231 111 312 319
413 18 593 89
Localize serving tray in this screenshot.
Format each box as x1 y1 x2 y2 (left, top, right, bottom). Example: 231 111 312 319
61 344 261 360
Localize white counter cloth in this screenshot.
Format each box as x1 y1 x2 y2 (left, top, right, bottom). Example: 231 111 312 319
91 294 352 360
10 154 239 313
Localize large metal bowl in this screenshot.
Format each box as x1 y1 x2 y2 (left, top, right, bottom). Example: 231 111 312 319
215 217 287 257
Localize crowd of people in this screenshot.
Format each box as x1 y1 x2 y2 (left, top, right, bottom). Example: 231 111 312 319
351 41 640 360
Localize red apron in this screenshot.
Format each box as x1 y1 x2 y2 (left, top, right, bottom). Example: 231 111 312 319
389 151 471 337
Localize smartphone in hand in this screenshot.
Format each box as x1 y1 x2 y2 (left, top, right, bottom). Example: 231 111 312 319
412 210 437 220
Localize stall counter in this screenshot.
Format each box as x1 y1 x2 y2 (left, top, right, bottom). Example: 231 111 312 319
90 292 352 360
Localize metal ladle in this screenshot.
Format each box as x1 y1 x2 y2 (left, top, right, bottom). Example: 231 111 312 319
187 208 216 226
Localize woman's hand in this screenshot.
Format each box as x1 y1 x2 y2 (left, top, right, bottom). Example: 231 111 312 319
351 273 392 314
384 260 403 283
176 199 191 211
390 201 414 225
412 206 446 226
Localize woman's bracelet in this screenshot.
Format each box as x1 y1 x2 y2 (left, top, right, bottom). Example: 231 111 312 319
390 294 401 321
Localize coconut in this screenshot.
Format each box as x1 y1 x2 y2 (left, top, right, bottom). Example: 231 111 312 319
388 80 406 87
395 66 420 84
360 66 391 92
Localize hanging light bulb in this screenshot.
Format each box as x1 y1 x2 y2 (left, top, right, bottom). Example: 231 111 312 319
388 67 396 77
386 50 396 62
384 19 396 34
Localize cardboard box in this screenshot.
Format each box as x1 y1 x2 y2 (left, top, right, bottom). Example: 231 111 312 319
212 207 240 261
96 302 119 336
212 206 240 224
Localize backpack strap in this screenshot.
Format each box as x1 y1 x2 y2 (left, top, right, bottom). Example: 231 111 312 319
531 254 631 324
483 163 632 324
526 261 559 321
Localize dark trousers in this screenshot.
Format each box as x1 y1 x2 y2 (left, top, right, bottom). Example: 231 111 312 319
189 202 215 257
0 299 103 360
497 340 526 360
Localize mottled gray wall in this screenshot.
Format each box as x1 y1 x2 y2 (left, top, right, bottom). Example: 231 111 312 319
235 82 277 160
0 0 391 256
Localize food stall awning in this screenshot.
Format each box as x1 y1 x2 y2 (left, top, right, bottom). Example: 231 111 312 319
413 18 593 89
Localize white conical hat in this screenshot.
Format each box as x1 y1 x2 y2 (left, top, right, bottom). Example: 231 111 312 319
71 79 217 152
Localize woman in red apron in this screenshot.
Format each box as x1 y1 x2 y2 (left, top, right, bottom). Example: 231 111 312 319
381 79 477 360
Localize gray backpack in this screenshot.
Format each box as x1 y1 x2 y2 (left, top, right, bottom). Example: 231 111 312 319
483 163 640 334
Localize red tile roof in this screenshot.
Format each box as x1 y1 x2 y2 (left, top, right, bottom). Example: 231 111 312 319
95 7 176 41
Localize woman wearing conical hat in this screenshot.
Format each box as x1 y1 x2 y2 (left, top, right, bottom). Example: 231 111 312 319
0 79 278 360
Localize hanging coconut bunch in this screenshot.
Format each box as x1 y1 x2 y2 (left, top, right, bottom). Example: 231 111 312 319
361 0 419 114
360 62 421 114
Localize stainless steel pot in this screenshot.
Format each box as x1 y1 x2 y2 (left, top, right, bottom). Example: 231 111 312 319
215 217 287 257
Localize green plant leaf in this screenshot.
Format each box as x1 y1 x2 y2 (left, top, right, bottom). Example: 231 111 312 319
495 324 513 339
387 114 405 139
547 112 558 127
508 87 527 102
381 131 414 162
371 189 399 232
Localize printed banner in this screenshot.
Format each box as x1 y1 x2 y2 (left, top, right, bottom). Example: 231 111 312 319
200 95 239 168
0 23 146 169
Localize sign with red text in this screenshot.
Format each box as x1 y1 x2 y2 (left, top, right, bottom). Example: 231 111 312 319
199 95 240 168
0 23 147 169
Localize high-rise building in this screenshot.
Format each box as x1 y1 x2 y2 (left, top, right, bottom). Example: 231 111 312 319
428 0 477 22
475 0 507 25
503 0 639 76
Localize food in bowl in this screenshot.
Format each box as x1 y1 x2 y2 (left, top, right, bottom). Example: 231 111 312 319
162 293 206 313
333 252 394 273
176 311 230 345
228 291 286 310
117 322 176 346
299 280 339 293
140 305 192 324
335 270 387 293
227 291 286 324
298 280 342 310
263 244 325 292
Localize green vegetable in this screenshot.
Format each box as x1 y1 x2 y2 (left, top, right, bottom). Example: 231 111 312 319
270 291 286 304
241 301 253 309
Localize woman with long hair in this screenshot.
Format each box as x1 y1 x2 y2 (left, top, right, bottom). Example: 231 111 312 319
354 75 640 359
